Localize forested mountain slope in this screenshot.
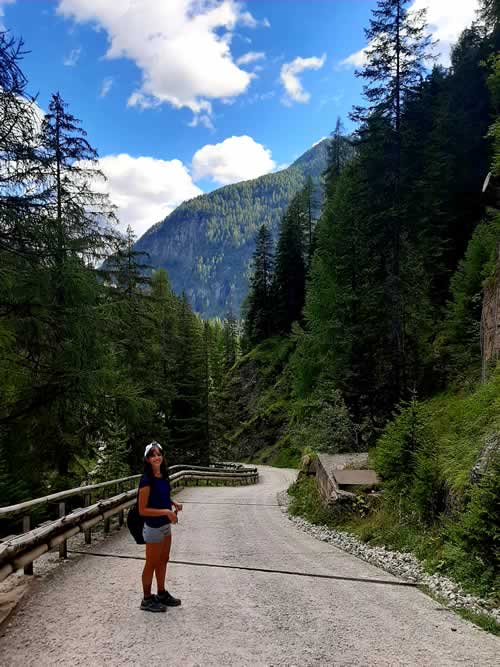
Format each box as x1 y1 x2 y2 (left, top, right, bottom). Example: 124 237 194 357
134 140 330 317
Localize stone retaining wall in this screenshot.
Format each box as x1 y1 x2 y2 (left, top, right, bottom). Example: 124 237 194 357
315 453 374 504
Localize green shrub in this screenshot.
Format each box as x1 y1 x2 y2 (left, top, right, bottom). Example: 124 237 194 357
288 476 334 526
290 381 357 454
410 436 446 524
452 448 500 595
374 397 444 523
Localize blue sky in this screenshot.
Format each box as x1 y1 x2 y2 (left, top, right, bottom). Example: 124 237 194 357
1 0 480 237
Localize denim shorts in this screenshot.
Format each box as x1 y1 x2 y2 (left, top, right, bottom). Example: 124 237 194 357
142 522 172 543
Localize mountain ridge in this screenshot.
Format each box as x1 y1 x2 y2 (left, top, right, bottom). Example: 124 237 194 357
135 138 330 317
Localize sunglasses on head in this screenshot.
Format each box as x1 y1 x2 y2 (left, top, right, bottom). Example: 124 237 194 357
144 442 163 458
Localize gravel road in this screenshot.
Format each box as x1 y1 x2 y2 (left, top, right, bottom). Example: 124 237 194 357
0 465 498 666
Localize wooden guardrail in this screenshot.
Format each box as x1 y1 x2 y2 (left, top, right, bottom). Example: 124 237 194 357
0 464 258 583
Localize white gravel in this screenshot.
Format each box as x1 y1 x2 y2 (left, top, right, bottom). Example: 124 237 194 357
279 490 500 624
0 466 498 666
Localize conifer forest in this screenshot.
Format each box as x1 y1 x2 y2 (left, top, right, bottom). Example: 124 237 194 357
1 1 499 600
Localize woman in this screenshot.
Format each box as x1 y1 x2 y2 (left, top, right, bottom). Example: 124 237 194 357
138 441 183 612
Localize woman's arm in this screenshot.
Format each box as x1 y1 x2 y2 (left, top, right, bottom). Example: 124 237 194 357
138 486 177 521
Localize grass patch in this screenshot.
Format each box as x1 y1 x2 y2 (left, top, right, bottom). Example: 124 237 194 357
421 585 500 636
288 475 499 603
240 336 295 382
339 506 498 601
248 435 302 468
288 476 339 526
422 370 500 495
289 475 500 635
454 608 500 636
370 366 500 601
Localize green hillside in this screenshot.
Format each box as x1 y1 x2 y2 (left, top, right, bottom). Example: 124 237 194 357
134 140 330 317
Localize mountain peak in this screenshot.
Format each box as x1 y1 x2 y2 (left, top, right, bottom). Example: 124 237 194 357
135 140 330 317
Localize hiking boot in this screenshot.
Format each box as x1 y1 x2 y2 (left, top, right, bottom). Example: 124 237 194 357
156 590 181 606
140 596 167 612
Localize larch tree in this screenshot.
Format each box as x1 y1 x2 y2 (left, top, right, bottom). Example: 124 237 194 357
350 0 433 397
273 191 306 334
245 224 275 344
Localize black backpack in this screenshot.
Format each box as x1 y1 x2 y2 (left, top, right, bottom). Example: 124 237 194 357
127 503 145 544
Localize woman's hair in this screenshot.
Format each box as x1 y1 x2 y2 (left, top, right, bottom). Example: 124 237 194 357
143 446 169 479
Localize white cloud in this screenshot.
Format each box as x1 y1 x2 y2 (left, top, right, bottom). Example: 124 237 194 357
188 113 215 131
280 54 326 105
57 0 263 122
63 47 81 67
236 51 265 66
99 77 113 98
242 90 275 106
192 135 275 185
340 47 368 68
0 0 15 28
240 11 258 29
340 0 480 68
97 154 203 238
239 12 270 29
411 0 479 64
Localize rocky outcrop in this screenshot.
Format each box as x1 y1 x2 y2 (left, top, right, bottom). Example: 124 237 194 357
470 432 500 484
222 339 294 463
315 453 378 508
481 251 500 379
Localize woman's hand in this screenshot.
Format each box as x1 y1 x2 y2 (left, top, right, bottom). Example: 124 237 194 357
164 509 178 523
172 501 183 512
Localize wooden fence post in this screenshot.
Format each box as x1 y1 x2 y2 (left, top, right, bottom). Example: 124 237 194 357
84 493 92 544
103 487 111 533
118 484 124 527
22 515 33 575
58 502 67 559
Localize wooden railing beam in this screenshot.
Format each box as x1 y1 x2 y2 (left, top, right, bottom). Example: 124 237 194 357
0 465 259 583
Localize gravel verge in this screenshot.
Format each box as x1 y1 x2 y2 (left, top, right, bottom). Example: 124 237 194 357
277 489 500 625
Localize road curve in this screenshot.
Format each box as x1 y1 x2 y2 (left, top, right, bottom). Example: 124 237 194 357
0 465 498 666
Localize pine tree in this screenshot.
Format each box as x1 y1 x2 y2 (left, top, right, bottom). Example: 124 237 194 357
146 269 178 442
30 93 118 476
301 176 316 266
324 117 351 198
205 319 226 459
105 226 150 296
39 93 117 270
0 31 49 264
106 226 152 389
202 321 212 461
351 0 433 130
479 0 500 39
223 310 239 370
351 0 433 397
170 295 209 465
245 225 275 344
273 192 306 334
440 53 500 375
92 419 130 483
299 155 392 439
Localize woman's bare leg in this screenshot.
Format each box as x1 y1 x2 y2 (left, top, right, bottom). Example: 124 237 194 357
155 534 172 593
143 542 162 597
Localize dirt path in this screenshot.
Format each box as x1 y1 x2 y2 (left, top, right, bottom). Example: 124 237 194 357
0 466 498 666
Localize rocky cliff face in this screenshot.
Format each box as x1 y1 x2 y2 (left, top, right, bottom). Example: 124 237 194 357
481 250 500 378
134 140 330 318
220 337 300 466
